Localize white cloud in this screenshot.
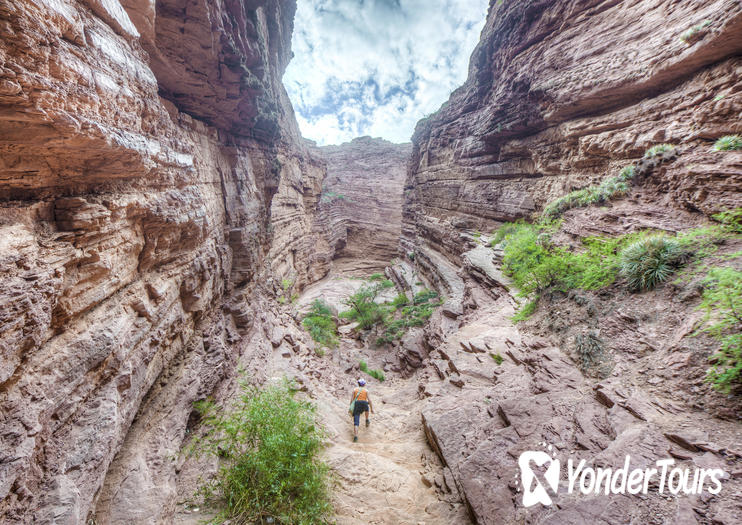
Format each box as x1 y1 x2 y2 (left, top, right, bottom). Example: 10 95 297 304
283 0 489 145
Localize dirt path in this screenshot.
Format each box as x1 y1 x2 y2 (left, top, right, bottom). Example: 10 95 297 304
274 278 470 525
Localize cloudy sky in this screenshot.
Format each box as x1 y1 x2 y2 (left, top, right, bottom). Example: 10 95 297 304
283 0 489 145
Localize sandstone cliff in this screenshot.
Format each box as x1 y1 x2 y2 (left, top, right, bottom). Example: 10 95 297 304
404 0 742 267
401 2 742 524
317 137 411 274
0 0 331 522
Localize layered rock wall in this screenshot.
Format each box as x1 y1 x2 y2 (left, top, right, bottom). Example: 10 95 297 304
402 2 742 523
0 0 331 522
317 137 411 274
403 0 742 270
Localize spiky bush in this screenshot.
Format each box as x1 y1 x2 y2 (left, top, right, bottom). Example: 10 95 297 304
619 235 687 290
617 165 636 182
644 144 676 158
713 135 742 151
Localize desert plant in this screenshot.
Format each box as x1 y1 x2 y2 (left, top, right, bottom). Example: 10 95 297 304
540 175 630 221
490 353 504 365
574 331 610 377
712 208 742 233
391 293 409 309
376 289 441 345
302 300 338 348
359 360 385 382
189 379 331 524
680 20 711 43
619 235 688 290
644 143 676 158
713 135 742 151
281 278 293 291
697 268 742 393
340 279 394 330
617 165 636 181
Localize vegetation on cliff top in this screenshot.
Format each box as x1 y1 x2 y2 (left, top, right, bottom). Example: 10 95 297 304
189 379 332 524
493 206 741 392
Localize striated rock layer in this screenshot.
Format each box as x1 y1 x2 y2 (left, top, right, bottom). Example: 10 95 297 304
403 0 742 271
401 1 742 524
0 0 333 522
317 137 411 274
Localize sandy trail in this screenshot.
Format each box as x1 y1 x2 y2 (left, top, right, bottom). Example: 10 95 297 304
268 278 471 525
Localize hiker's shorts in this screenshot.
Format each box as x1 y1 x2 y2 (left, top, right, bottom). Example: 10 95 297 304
353 401 369 425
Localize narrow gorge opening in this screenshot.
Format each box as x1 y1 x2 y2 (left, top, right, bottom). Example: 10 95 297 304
1 1 741 525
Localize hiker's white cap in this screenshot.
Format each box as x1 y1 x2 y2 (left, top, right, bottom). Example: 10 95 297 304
358 378 366 386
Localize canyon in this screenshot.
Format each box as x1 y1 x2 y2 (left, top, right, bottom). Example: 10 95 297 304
1 0 741 524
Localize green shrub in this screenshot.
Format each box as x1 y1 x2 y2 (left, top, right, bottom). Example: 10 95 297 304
281 278 294 291
540 175 630 221
320 191 347 204
340 280 393 330
368 273 385 281
391 293 409 309
617 165 636 181
698 268 742 393
644 144 676 158
377 289 441 345
490 353 504 365
190 379 331 524
359 360 385 382
713 135 742 151
713 208 742 233
619 235 688 291
302 300 338 348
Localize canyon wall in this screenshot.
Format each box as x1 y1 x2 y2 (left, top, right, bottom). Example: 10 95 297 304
402 1 742 524
0 0 332 522
403 0 742 277
317 137 410 274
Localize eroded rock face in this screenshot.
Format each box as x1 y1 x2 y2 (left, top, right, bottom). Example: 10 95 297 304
403 0 742 267
0 0 332 522
402 1 742 524
316 137 411 274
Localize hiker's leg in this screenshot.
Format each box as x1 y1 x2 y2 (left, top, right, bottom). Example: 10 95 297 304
364 408 370 426
353 412 360 438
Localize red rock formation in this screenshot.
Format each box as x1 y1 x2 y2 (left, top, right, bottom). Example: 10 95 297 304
402 2 742 524
0 0 331 522
317 137 411 274
403 0 742 267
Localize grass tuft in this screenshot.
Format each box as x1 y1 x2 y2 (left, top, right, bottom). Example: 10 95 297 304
644 143 676 158
713 135 742 152
359 360 385 382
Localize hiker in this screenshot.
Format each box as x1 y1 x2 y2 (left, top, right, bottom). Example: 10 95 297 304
349 378 374 442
